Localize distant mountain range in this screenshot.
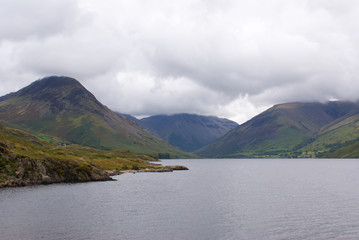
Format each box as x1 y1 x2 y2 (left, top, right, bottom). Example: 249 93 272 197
131 114 238 152
0 76 191 158
2 75 359 159
197 101 359 158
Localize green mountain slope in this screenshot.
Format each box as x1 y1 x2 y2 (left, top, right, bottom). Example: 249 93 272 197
299 109 359 156
323 141 359 158
0 76 191 158
197 102 359 158
139 114 238 152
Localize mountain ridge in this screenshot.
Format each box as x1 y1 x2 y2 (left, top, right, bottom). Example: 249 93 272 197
3 76 359 159
197 101 359 158
0 76 191 158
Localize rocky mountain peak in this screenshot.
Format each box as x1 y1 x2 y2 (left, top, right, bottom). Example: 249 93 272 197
12 76 100 108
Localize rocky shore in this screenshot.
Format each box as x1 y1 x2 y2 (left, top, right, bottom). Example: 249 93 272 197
0 157 113 188
0 126 189 188
0 140 188 188
1 163 188 188
0 140 113 188
106 165 189 176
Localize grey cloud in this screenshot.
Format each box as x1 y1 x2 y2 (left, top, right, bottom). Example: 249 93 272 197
18 33 123 79
0 0 84 41
1 0 359 123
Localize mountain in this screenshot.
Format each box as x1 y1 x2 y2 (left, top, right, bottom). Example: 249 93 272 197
197 101 359 158
139 114 238 152
0 76 191 158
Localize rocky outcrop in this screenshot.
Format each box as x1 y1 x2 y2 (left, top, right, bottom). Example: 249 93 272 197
0 141 112 188
1 157 113 188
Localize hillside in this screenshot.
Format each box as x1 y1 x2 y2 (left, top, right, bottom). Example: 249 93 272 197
322 141 359 158
299 108 359 157
197 101 359 158
0 76 191 158
0 124 160 187
139 114 238 152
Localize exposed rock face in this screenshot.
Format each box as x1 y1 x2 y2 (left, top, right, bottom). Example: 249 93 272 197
0 141 112 188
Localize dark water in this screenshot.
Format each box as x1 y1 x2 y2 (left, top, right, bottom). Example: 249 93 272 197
1 159 359 240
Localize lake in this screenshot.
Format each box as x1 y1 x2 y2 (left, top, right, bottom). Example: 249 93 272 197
1 159 359 240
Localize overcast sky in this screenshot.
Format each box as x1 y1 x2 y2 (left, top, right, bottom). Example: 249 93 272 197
1 0 359 123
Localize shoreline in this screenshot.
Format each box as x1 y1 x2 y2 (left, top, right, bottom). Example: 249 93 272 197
106 165 189 176
0 165 188 188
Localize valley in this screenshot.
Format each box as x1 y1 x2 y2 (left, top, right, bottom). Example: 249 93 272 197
1 76 359 187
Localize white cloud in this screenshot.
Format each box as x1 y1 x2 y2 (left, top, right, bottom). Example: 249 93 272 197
87 71 230 117
216 95 271 124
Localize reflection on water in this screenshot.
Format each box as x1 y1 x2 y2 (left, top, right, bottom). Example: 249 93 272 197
1 159 359 240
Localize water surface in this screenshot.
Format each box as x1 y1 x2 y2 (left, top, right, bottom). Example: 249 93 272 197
1 159 359 239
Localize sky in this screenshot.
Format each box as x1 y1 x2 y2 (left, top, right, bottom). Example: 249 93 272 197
1 0 359 123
